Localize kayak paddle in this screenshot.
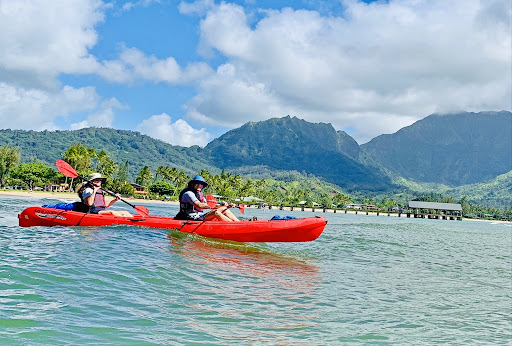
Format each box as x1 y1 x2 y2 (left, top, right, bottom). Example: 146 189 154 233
56 159 149 217
206 194 245 214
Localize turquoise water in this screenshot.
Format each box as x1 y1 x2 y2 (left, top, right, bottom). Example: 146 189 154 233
1 196 511 344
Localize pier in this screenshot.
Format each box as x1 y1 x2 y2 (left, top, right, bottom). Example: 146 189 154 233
408 201 463 221
252 201 464 221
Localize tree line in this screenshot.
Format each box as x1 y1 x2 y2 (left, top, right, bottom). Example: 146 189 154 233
0 143 351 207
0 144 510 220
0 144 130 195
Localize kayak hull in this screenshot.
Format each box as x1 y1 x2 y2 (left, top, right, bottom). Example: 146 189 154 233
18 207 327 242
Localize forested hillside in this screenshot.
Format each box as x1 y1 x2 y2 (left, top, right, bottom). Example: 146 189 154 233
0 128 216 178
203 116 394 192
447 170 512 207
1 112 511 208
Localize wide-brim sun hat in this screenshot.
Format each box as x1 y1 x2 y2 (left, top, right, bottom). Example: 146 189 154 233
87 173 107 182
190 175 208 188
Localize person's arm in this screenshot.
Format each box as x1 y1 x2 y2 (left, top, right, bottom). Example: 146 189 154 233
83 187 120 208
82 187 96 206
217 201 234 208
106 193 121 208
194 199 210 209
183 191 210 209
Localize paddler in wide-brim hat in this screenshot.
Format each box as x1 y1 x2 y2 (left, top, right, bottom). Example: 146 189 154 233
76 172 132 217
87 172 107 183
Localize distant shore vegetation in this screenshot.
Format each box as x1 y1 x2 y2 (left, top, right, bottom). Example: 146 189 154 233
1 144 511 221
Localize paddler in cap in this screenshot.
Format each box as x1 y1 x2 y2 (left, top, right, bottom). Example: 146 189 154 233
174 176 239 221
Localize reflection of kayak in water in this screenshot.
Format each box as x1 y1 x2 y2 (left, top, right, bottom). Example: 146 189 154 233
168 234 320 290
18 206 327 242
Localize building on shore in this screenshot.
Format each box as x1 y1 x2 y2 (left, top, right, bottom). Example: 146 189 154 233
130 183 148 196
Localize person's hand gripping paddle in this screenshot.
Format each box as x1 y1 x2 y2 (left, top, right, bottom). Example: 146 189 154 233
206 194 245 214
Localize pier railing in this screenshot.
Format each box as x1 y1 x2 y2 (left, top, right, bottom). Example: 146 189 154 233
252 204 463 220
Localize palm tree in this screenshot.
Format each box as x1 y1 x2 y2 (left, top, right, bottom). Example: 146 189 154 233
175 171 189 192
333 193 351 207
136 166 153 187
199 169 212 183
231 174 244 195
240 180 255 197
208 174 221 194
155 166 169 182
62 143 96 190
96 151 117 179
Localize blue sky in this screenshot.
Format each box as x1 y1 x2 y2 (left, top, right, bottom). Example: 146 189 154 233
0 0 510 146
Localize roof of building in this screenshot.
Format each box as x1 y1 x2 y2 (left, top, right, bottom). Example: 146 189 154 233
241 196 263 202
130 183 146 189
408 201 462 211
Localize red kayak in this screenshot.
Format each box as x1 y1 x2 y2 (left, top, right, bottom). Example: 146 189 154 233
18 206 327 243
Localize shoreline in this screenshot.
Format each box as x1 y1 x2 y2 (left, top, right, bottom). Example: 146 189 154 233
0 190 179 206
2 190 510 224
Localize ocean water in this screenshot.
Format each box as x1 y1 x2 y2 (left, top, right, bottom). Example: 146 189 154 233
1 195 511 344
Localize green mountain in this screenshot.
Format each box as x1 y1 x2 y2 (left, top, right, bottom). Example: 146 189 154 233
202 116 394 192
361 111 512 186
0 128 216 178
447 170 512 207
1 112 510 205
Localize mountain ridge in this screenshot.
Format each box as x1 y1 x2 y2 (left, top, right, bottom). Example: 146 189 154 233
0 111 510 200
203 116 394 192
361 111 512 186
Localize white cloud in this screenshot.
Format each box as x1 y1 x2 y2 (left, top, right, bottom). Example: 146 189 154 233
1 0 509 144
122 0 161 12
0 0 212 132
183 0 512 143
0 83 99 130
0 0 113 130
0 0 105 85
186 63 283 128
97 46 213 84
136 113 213 147
70 98 124 129
178 0 214 16
0 1 211 87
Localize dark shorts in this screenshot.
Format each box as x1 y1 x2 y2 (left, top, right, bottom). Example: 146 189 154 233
175 211 205 221
90 207 106 214
188 212 205 221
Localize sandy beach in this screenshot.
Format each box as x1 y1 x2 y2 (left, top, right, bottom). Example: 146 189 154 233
0 189 178 205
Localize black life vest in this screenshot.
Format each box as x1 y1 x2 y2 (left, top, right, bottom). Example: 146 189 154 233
175 186 205 220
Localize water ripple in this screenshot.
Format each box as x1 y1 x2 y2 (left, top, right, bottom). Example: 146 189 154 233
0 197 511 343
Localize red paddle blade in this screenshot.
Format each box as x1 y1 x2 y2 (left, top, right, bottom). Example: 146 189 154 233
56 160 79 178
239 204 245 214
206 194 217 208
134 205 149 217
